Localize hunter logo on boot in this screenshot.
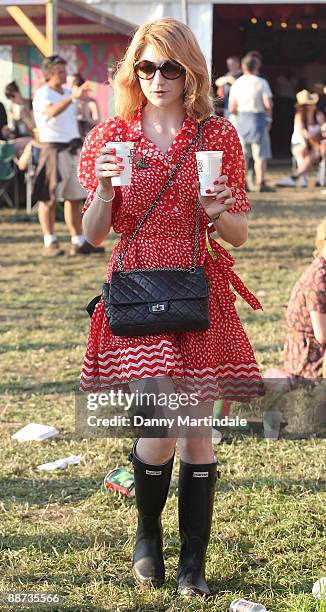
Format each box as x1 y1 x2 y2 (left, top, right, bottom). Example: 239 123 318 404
146 469 162 476
193 471 209 478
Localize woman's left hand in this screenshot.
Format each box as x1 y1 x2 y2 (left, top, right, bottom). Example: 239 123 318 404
194 175 236 221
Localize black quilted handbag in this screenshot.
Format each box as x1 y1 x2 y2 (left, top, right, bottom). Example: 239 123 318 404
90 121 210 337
103 267 209 336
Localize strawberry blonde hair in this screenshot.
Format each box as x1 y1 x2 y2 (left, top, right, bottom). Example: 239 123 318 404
114 18 214 122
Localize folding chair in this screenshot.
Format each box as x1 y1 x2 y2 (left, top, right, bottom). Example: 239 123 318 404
0 141 18 208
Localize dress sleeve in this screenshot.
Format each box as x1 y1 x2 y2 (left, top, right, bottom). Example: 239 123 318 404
306 266 326 313
221 120 251 214
77 118 123 215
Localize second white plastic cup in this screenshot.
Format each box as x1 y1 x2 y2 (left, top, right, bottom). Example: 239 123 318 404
195 150 223 195
106 141 134 186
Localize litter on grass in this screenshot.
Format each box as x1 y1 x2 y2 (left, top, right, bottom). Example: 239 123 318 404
104 467 135 497
312 577 326 600
37 455 81 471
12 423 59 442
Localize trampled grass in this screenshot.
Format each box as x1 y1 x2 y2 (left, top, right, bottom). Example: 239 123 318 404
1 175 326 611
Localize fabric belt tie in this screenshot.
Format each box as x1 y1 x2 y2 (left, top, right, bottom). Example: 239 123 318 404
205 228 263 311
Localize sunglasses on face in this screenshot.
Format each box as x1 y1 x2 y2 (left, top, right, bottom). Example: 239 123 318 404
134 59 185 80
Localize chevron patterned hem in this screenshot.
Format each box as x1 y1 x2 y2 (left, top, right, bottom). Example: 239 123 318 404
80 349 263 401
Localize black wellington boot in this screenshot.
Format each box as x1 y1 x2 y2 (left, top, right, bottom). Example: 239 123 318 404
129 440 175 587
176 459 218 596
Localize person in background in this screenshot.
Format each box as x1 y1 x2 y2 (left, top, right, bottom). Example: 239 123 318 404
17 130 41 172
229 54 274 192
247 50 265 80
215 56 241 121
315 84 326 119
4 81 36 158
71 73 100 138
32 55 104 256
4 81 35 137
0 102 8 138
246 50 274 190
314 83 326 188
276 90 323 188
283 219 326 380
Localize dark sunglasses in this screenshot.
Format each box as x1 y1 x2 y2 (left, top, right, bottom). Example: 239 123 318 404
134 59 185 80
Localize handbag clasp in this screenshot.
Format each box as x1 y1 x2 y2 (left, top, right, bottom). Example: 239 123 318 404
150 302 168 313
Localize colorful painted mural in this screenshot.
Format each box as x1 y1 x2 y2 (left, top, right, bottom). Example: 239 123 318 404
0 35 127 121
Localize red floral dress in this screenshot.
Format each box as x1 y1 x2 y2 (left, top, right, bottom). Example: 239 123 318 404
78 109 263 400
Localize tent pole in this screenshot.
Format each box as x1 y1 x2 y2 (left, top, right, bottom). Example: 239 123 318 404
46 0 57 55
181 0 188 25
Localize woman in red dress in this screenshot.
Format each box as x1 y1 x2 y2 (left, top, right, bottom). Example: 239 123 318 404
78 18 262 597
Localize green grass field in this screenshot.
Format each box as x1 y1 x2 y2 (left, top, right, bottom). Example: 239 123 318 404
1 181 326 611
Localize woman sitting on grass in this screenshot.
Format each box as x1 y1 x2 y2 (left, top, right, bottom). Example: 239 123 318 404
283 219 326 381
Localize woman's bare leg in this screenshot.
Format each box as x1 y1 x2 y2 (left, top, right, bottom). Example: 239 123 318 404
128 376 177 463
177 401 216 463
294 149 315 178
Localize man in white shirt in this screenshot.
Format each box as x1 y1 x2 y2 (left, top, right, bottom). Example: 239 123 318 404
229 55 274 192
33 55 104 256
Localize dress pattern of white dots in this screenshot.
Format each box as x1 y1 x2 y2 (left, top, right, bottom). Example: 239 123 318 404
78 108 263 400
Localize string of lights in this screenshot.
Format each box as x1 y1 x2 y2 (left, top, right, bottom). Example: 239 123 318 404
249 17 319 30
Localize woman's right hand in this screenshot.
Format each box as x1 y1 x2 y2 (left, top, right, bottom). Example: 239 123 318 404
95 146 125 192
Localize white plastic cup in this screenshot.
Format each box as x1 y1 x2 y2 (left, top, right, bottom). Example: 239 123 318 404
105 141 134 186
195 150 223 195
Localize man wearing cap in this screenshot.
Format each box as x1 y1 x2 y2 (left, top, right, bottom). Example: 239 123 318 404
32 55 104 256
